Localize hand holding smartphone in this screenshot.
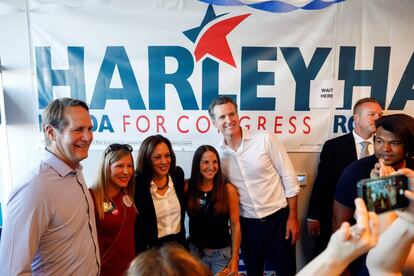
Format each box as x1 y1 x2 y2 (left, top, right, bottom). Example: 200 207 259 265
357 174 409 214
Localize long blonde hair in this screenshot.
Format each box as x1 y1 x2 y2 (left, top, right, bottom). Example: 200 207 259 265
91 147 135 220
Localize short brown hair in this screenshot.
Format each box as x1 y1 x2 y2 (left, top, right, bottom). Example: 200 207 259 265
208 96 238 121
42 97 89 145
126 244 212 276
353 98 381 115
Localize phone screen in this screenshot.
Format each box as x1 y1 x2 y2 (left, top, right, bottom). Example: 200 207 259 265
357 174 409 214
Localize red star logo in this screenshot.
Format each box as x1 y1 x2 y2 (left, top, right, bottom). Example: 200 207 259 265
194 14 250 68
184 5 250 68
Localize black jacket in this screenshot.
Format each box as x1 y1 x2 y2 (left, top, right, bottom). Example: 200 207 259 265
133 166 186 254
307 133 357 226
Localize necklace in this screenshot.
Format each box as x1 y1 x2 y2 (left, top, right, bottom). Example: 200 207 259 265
156 177 169 190
157 182 169 190
198 190 211 212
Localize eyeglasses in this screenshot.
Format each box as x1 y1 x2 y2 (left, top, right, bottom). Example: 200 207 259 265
104 143 133 155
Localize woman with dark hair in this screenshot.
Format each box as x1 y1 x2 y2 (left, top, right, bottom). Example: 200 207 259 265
186 145 241 275
134 135 186 254
89 143 137 276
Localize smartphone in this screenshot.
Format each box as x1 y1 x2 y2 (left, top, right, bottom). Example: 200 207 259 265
357 174 409 214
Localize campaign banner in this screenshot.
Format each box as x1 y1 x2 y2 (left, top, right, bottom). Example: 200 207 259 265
28 0 414 152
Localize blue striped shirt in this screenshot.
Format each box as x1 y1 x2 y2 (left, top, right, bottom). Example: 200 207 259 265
0 150 100 275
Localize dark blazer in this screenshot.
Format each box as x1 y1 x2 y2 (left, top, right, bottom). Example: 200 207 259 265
307 132 357 256
134 166 186 254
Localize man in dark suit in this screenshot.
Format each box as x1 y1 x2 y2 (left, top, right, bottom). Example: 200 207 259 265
307 98 382 258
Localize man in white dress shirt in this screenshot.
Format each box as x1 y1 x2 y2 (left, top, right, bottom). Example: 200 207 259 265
208 96 300 276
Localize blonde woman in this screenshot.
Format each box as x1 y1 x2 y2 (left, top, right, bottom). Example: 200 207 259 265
90 143 137 276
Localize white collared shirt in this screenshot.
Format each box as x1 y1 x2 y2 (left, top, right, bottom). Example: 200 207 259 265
150 176 181 238
219 128 300 219
353 130 374 159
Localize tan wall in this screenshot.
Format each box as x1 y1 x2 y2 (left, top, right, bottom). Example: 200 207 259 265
288 152 320 269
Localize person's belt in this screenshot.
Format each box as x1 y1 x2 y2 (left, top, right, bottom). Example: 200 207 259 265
240 206 288 222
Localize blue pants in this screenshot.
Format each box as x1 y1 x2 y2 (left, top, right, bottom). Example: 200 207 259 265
240 207 296 276
189 243 231 275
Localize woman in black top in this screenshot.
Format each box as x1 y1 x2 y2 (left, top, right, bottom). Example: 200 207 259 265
186 145 241 275
134 135 186 254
